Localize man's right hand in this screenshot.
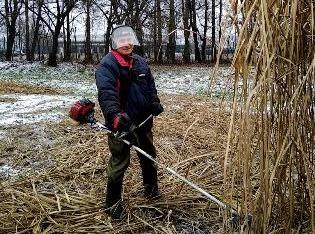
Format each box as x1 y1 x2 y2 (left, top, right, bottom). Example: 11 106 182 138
113 113 132 132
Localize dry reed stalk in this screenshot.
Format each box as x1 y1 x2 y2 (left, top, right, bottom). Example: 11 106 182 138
227 0 315 232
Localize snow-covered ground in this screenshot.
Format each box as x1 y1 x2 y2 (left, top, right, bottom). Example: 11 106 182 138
152 66 234 95
0 62 234 127
0 61 96 95
0 94 77 126
0 62 96 127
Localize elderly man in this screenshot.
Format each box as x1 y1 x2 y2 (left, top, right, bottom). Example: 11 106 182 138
95 25 163 219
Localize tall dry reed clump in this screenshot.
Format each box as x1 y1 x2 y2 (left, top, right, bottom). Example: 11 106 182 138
226 0 314 232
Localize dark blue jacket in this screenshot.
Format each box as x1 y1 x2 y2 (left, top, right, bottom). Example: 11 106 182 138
95 51 160 130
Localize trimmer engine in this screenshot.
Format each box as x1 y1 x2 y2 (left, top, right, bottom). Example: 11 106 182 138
69 98 96 124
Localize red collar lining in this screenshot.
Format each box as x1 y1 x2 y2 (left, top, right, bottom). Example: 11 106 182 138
111 50 133 68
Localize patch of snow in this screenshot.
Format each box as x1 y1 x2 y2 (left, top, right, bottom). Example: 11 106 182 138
1 95 72 114
0 61 88 74
0 130 6 139
0 62 236 96
159 136 182 147
0 94 77 126
152 66 234 95
0 61 97 95
170 104 182 110
0 165 20 178
1 112 63 125
0 61 41 72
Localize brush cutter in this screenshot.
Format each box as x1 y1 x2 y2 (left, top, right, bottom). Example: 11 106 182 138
69 99 251 230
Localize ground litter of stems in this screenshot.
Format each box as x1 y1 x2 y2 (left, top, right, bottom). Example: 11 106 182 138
0 63 238 233
0 95 235 233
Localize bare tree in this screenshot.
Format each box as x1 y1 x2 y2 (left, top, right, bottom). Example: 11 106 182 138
94 0 124 54
0 0 23 61
1 0 230 64
124 0 149 56
30 0 77 66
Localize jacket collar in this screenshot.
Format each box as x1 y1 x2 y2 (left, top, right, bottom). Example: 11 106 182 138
111 50 133 68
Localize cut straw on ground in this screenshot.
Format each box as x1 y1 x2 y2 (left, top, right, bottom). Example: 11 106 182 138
0 94 237 233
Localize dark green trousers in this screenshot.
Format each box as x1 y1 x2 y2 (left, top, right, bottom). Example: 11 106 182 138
105 129 158 206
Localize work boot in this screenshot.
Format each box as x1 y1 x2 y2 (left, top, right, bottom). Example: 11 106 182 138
105 180 126 220
105 200 127 220
144 184 161 200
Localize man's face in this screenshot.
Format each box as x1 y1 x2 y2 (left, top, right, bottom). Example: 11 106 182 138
117 46 134 55
116 37 134 55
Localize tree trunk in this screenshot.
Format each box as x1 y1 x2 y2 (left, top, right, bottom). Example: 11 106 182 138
156 0 163 63
153 1 158 62
74 27 78 60
211 0 216 62
218 0 223 61
25 0 31 60
166 0 176 63
131 0 145 56
37 34 41 60
4 0 21 61
85 0 93 64
48 22 62 67
5 28 15 61
133 29 144 56
201 0 208 62
104 23 112 54
63 15 71 62
30 0 42 61
182 0 191 63
18 15 22 54
48 38 59 66
103 2 120 54
104 5 114 55
191 0 201 62
63 23 66 60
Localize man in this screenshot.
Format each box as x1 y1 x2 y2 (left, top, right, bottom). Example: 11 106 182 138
95 25 163 219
